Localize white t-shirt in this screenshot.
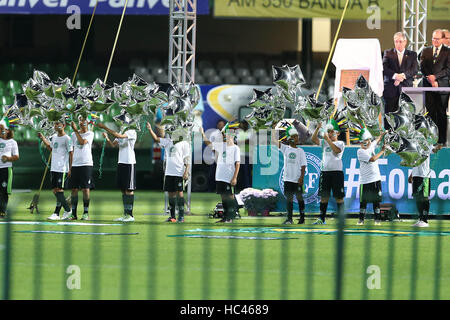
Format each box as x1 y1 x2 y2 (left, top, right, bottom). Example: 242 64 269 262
321 139 345 171
412 156 431 178
114 130 137 164
212 142 240 183
159 138 191 177
280 144 307 183
357 141 381 184
0 138 19 169
204 130 223 164
71 131 94 167
50 134 73 173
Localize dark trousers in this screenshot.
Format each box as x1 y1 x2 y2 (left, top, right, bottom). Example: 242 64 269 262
426 92 448 144
207 163 216 192
237 156 252 191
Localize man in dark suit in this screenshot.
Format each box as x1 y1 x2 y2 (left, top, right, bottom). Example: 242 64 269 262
383 32 418 116
420 29 450 145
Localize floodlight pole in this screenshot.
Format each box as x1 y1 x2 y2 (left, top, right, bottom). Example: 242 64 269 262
402 0 427 54
168 0 197 214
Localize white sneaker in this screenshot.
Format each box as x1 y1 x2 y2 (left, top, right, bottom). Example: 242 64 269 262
122 215 135 222
412 220 421 227
374 220 381 226
416 221 429 228
47 213 61 220
61 210 72 220
357 219 364 226
114 215 126 222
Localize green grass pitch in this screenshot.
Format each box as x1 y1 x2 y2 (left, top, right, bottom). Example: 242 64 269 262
1 190 450 300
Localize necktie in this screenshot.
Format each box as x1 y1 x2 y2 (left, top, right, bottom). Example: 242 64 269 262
433 48 438 64
398 52 403 66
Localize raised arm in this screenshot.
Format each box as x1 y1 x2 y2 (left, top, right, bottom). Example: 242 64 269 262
97 122 128 139
200 127 212 147
37 132 52 151
369 145 386 162
323 133 342 154
71 122 88 145
311 122 322 146
103 132 118 147
374 131 386 146
146 122 160 143
271 129 281 148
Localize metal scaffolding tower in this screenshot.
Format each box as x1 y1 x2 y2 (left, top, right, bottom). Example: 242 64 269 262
167 0 197 214
168 0 197 86
402 0 427 54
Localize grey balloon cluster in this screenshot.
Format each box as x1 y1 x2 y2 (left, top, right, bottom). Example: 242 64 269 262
384 92 439 167
245 65 306 130
3 70 200 138
341 74 383 138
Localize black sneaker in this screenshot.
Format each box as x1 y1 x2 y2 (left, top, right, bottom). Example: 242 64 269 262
297 217 305 224
216 218 226 223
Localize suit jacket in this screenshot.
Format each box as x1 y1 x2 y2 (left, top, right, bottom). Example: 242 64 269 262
382 48 418 98
419 45 450 87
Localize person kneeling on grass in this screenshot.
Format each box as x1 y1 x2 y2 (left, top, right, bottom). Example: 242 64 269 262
0 120 19 218
408 144 443 227
201 125 240 223
97 122 136 222
147 122 190 223
38 120 73 221
273 125 307 225
357 129 386 226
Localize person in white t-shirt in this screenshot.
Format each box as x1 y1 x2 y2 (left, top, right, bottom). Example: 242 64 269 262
38 119 73 221
0 120 19 218
205 120 226 192
97 122 137 222
201 124 240 223
147 122 190 223
311 120 345 225
68 116 95 221
357 129 386 225
273 126 307 225
408 144 443 227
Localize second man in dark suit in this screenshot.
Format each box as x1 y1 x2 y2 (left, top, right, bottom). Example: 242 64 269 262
382 32 418 115
420 29 450 145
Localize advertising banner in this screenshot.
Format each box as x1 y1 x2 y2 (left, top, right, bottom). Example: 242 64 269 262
0 0 210 15
253 145 450 214
214 0 448 21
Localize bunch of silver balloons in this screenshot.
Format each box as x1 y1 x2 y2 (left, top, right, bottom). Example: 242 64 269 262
341 75 383 138
384 92 438 167
2 70 200 138
245 65 306 130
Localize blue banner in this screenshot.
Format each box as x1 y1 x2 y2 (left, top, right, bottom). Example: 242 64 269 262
253 145 450 215
0 0 210 15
